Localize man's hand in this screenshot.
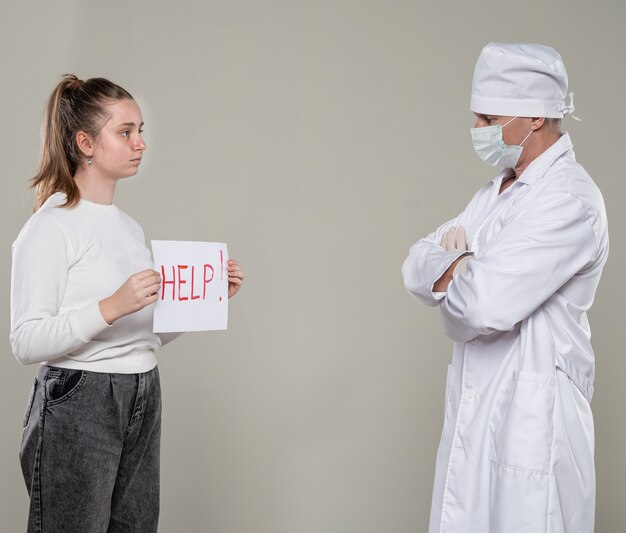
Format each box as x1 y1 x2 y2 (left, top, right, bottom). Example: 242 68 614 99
441 226 468 252
434 226 471 292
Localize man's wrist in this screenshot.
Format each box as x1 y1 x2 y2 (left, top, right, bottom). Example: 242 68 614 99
434 253 471 292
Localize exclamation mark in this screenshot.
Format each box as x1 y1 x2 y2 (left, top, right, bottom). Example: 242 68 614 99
219 249 224 301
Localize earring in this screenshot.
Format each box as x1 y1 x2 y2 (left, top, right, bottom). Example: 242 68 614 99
87 157 93 165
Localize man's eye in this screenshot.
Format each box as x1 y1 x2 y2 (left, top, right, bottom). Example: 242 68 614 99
121 130 130 137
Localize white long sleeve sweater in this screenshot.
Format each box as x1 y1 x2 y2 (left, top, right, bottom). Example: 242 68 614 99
10 192 167 373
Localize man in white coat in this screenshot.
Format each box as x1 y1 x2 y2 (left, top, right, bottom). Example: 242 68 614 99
402 43 608 532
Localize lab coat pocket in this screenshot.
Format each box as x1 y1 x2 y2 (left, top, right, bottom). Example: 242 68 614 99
489 459 553 533
490 370 556 474
489 371 556 532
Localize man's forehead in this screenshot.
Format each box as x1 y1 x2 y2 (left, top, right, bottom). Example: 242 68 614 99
474 112 514 119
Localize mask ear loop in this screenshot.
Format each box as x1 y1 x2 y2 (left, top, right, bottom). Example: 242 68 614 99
519 129 533 146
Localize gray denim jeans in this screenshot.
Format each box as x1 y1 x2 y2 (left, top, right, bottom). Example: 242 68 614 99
20 365 162 533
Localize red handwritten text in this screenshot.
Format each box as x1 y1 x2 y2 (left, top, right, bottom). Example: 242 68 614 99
161 264 217 301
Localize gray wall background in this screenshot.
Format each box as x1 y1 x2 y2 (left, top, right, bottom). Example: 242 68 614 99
1 1 624 531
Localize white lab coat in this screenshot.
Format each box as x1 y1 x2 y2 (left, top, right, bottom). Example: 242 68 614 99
402 133 608 533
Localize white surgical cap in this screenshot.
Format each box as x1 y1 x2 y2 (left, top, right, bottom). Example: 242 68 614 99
470 42 576 119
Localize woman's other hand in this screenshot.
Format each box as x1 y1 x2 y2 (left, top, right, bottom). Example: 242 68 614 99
227 260 245 299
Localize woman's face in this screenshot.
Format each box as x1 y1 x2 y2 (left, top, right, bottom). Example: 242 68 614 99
91 98 147 180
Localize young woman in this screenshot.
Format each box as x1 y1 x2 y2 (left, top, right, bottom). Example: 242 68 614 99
10 74 245 532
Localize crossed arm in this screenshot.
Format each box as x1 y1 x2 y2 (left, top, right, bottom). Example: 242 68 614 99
432 226 472 292
402 192 598 342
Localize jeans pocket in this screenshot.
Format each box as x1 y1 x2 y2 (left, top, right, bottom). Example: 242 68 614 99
45 367 86 406
23 378 38 427
490 370 556 474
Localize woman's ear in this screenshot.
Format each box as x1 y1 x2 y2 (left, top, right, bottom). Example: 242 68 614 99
76 131 95 157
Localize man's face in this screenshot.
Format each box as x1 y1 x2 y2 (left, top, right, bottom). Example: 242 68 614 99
473 113 532 147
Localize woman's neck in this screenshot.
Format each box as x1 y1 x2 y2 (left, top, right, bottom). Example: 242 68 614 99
73 168 117 205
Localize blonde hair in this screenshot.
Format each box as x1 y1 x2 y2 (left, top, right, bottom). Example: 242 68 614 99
31 74 133 211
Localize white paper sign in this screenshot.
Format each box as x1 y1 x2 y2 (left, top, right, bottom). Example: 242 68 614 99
151 240 228 333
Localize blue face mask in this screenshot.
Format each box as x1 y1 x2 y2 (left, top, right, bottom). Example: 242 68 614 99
470 117 532 168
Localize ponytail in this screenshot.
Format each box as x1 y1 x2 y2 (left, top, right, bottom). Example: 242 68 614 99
31 74 133 211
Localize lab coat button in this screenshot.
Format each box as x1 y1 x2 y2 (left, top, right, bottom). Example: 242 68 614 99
465 387 476 399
